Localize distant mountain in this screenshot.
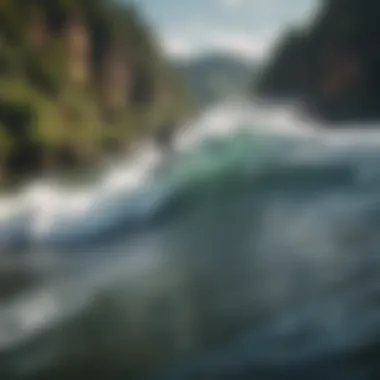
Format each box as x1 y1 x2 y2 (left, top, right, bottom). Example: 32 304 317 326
173 53 256 106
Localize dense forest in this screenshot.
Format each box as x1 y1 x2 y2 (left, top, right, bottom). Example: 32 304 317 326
253 0 380 123
0 0 193 183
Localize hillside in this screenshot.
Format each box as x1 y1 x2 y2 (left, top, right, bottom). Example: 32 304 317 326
0 0 192 183
253 0 380 123
174 53 255 107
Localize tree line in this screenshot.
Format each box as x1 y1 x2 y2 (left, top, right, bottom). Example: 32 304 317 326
0 0 193 183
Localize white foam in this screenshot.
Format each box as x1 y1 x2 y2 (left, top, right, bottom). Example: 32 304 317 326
0 141 166 246
0 101 379 248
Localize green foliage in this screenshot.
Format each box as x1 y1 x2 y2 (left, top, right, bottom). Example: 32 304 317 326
0 123 14 154
0 0 191 180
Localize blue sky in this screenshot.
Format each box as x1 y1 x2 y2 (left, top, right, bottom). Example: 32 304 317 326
128 0 319 61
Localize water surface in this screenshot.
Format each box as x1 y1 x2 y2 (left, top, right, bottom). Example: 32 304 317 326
2 102 380 379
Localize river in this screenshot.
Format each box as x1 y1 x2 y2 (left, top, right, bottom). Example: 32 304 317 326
1 101 380 379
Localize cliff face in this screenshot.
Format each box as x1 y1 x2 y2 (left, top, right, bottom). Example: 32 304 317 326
0 0 193 182
254 0 380 123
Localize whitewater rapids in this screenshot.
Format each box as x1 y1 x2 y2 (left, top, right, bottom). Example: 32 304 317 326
3 101 380 379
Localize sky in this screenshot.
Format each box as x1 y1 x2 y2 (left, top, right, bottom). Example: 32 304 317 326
128 0 320 61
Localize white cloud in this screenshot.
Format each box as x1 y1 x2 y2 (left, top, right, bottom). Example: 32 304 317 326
221 0 245 8
209 31 274 60
161 30 276 61
160 35 196 59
